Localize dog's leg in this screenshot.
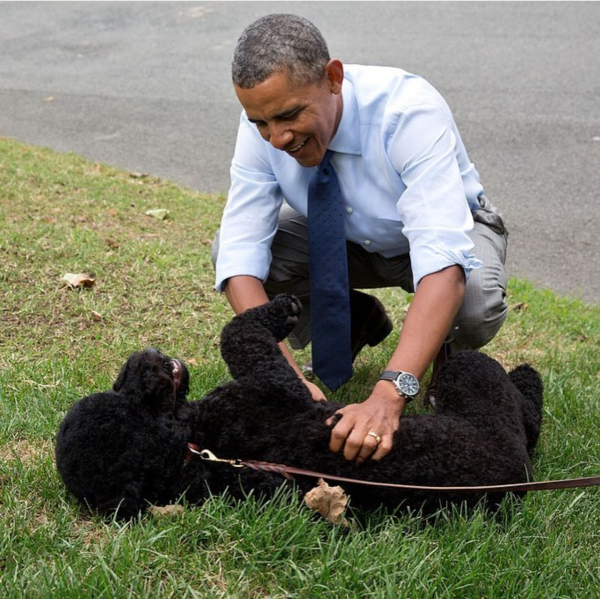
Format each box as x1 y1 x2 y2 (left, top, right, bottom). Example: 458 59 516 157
509 364 544 456
220 294 313 409
226 294 302 343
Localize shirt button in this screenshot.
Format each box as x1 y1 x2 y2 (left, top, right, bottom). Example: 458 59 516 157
364 240 372 246
346 207 353 214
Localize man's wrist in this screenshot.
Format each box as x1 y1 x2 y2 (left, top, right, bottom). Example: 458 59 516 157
378 370 420 403
374 379 409 406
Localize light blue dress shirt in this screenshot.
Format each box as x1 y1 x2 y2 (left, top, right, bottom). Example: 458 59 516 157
215 64 484 292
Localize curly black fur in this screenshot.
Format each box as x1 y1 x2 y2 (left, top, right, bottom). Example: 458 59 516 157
55 294 543 519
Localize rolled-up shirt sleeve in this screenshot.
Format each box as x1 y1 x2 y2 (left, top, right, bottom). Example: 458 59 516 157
215 115 284 291
387 102 483 288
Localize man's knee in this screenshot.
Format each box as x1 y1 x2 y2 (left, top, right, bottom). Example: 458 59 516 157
452 221 508 349
451 284 508 350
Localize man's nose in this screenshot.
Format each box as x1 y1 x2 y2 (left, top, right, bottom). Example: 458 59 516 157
268 123 294 151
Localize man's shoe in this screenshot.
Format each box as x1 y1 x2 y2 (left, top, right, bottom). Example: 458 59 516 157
350 291 393 362
424 342 451 407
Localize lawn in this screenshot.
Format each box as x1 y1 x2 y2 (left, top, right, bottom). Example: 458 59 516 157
1 137 598 598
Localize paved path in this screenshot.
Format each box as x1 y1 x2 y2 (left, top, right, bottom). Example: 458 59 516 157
1 2 598 303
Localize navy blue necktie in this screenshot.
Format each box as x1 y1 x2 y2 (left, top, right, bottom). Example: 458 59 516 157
308 150 353 390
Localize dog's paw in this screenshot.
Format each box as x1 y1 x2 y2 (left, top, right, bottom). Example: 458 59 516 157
232 294 302 342
265 294 302 341
236 294 301 341
271 293 301 321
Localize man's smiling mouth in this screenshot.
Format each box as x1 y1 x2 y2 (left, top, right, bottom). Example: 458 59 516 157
288 139 308 153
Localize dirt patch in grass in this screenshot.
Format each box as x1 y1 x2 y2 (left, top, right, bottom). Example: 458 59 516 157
0 438 51 465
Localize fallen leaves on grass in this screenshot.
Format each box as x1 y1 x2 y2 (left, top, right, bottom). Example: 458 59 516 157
510 302 528 311
61 273 96 289
105 238 120 250
145 208 169 221
304 478 349 526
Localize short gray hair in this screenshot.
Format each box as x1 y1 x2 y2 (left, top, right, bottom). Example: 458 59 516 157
232 14 331 89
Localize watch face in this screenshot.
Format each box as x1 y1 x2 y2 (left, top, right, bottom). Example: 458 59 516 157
396 372 420 397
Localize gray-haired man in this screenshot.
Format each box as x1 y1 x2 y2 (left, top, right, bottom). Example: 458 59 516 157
212 14 508 464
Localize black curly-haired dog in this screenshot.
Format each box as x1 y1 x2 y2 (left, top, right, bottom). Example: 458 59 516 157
55 294 543 519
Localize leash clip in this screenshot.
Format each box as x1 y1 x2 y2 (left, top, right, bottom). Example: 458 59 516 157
187 444 243 468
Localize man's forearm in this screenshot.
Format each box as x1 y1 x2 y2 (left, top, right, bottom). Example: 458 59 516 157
384 265 465 381
224 275 270 314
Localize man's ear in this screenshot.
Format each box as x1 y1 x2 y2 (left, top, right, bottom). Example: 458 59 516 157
324 59 344 95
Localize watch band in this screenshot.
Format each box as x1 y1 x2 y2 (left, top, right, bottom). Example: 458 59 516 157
379 371 400 381
378 370 418 402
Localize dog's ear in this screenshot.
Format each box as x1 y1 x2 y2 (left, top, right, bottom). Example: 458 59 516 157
113 356 134 392
112 349 180 411
112 351 156 397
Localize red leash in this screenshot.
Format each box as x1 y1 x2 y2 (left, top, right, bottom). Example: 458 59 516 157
187 445 600 494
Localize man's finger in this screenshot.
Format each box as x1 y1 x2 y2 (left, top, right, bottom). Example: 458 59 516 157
353 432 381 463
343 427 377 462
329 416 353 454
370 436 393 461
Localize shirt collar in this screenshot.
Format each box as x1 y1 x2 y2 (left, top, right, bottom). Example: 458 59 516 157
328 76 362 156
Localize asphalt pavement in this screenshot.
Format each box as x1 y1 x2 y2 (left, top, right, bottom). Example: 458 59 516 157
1 2 598 303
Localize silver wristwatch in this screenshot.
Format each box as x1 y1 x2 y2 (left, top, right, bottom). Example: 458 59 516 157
378 371 420 402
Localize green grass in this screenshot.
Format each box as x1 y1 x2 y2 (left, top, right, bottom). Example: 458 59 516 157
1 136 599 598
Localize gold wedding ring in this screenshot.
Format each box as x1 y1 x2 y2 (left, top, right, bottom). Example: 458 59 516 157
366 432 382 445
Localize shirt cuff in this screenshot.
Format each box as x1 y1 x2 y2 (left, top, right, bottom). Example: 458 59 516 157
411 245 483 290
215 243 272 292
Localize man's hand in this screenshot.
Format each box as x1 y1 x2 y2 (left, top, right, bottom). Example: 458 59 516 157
325 381 405 464
303 378 328 402
324 265 465 463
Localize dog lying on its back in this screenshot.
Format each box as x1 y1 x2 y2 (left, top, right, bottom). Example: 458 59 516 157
55 294 543 519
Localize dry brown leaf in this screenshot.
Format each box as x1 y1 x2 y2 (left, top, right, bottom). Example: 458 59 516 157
509 301 527 312
304 478 349 526
105 238 120 250
61 273 96 289
148 505 185 517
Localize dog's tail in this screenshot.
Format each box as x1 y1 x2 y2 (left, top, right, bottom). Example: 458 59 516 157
509 364 544 457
